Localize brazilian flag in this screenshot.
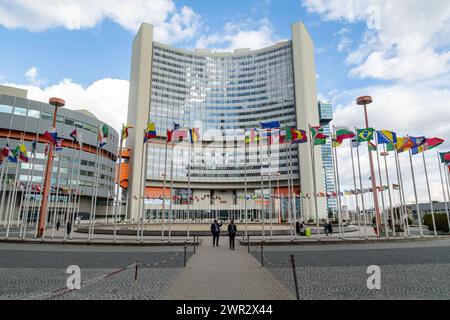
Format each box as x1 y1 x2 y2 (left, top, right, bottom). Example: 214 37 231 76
357 128 375 142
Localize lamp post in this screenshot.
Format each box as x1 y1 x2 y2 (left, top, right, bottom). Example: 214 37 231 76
37 97 65 238
356 96 382 237
275 172 281 223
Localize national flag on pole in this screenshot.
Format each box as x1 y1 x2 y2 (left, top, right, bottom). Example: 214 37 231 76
376 130 397 144
70 129 79 144
31 140 37 154
261 120 281 129
172 129 188 142
356 128 375 142
189 128 200 144
368 141 377 151
146 122 156 139
166 130 173 143
412 137 445 155
386 142 396 152
396 137 414 153
351 137 360 148
335 127 355 144
439 152 450 164
409 136 426 148
98 124 109 148
122 125 133 141
2 144 10 157
332 136 342 148
173 122 180 130
55 138 63 152
291 129 307 144
43 127 58 144
310 125 328 145
245 128 259 144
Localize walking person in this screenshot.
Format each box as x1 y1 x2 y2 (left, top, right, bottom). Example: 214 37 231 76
210 219 222 247
372 216 378 235
66 220 72 236
56 220 61 231
327 222 333 236
295 221 300 236
228 219 237 250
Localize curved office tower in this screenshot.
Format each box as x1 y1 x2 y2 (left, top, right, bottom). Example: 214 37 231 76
126 22 327 222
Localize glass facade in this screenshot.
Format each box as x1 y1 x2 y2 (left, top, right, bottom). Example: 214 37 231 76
146 42 300 184
318 101 336 215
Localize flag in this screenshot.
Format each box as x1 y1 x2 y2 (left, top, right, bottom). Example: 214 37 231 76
386 143 396 152
412 137 444 155
55 138 63 152
122 125 133 141
377 130 397 144
166 130 173 143
284 126 293 143
173 129 188 142
146 122 157 139
409 136 426 148
101 124 110 138
368 141 377 151
291 129 307 144
440 152 450 164
31 140 37 154
396 137 415 153
1 144 10 157
189 128 200 144
310 126 328 145
19 144 29 162
356 128 375 142
351 137 360 148
70 129 79 144
43 127 58 144
98 124 109 148
335 127 355 144
173 122 180 130
261 120 280 129
245 128 259 144
332 136 342 148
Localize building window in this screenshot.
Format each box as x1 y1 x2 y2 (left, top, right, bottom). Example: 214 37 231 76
0 104 13 113
65 118 75 126
28 110 40 119
41 112 52 120
75 121 84 129
56 115 64 123
13 107 27 116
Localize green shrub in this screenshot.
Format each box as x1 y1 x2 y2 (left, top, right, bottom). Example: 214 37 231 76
423 214 449 233
407 217 413 225
307 219 314 223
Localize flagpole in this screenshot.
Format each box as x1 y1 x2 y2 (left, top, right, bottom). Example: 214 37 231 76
355 128 368 240
268 132 273 239
22 138 39 239
113 125 124 243
444 162 450 230
139 134 149 242
244 132 248 238
394 150 408 238
421 151 437 237
34 147 48 238
5 159 20 239
88 141 100 241
71 143 82 240
308 125 320 240
63 141 77 241
187 135 192 240
374 136 389 238
382 145 396 237
290 143 297 238
168 141 175 242
19 148 35 238
50 153 62 239
332 126 343 239
161 137 168 240
437 152 450 231
350 139 362 238
286 140 293 239
408 149 424 237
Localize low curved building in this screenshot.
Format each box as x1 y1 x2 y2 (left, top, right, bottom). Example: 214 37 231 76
0 85 119 224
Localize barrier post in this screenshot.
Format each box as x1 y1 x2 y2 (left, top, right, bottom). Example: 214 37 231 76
193 236 196 254
290 255 300 300
260 242 264 267
184 241 187 267
247 235 250 253
133 262 139 300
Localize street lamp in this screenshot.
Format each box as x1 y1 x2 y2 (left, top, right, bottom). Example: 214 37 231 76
37 97 65 238
356 95 382 237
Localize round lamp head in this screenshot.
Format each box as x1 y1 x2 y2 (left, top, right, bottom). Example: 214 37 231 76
49 97 65 108
356 96 373 105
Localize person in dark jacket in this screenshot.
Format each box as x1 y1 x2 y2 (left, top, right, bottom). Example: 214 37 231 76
66 221 72 236
56 220 61 231
228 219 237 250
211 219 223 247
327 222 333 235
295 221 301 236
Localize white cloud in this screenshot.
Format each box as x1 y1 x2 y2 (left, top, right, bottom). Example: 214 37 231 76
337 37 352 52
195 19 282 51
303 0 450 82
24 66 47 86
0 0 200 43
3 78 129 134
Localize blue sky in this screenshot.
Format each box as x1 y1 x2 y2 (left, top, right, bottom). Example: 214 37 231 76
1 0 450 202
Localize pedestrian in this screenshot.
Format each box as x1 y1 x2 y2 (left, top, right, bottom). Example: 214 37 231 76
327 222 333 235
372 216 379 235
228 219 237 250
295 221 300 236
324 221 329 236
300 222 306 236
210 219 222 247
388 218 392 230
56 220 61 231
66 221 72 236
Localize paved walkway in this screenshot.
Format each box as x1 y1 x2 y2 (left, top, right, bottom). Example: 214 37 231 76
163 237 295 300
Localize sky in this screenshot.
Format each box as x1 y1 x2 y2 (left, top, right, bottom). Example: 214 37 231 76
1 0 450 208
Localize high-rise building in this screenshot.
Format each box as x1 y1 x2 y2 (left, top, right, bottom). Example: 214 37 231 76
318 101 336 217
125 22 327 222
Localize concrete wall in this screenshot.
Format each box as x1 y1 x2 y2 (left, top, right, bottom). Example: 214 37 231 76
291 22 327 220
126 23 153 220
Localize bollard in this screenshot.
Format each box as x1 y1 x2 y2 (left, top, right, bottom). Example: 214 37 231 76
184 242 187 267
260 242 264 268
247 235 250 253
193 236 196 254
133 262 139 300
290 255 300 300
